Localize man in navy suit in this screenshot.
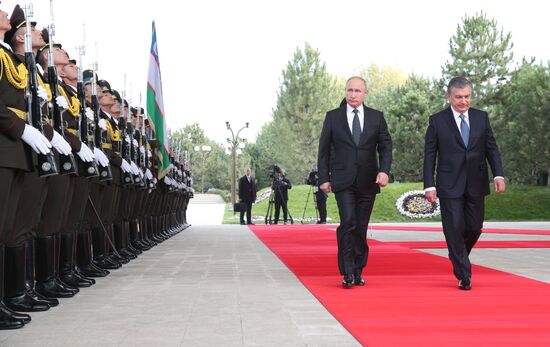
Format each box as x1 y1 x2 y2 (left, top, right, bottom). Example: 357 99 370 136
423 77 505 290
318 76 392 288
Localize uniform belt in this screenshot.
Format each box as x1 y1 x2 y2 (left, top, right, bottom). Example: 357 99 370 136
102 143 112 150
65 128 77 135
7 107 26 121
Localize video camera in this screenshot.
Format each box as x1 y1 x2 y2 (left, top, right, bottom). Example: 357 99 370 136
269 165 282 180
305 170 318 186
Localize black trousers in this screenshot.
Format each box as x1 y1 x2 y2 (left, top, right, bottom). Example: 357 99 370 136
316 192 327 222
274 199 288 223
0 169 25 245
439 194 484 280
334 185 375 276
239 202 253 224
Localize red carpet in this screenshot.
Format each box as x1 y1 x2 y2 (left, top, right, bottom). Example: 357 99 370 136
250 224 550 347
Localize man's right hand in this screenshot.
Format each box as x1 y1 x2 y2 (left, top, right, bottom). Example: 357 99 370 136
320 182 332 193
21 124 52 155
425 190 437 203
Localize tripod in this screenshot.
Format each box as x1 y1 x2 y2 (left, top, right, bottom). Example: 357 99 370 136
265 184 293 225
301 185 319 224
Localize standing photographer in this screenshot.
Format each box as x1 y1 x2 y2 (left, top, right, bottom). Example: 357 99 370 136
315 181 328 224
238 167 257 225
272 168 292 224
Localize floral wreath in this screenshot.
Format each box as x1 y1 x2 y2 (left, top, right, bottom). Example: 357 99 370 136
396 190 440 218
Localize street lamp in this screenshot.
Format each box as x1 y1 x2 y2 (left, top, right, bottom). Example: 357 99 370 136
194 144 211 193
226 121 249 205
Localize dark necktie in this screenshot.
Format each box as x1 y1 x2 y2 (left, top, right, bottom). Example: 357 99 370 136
352 109 361 145
459 114 469 146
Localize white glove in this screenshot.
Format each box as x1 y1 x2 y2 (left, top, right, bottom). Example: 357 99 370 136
93 147 109 167
50 130 72 155
37 86 48 103
85 107 94 121
76 142 94 162
164 177 172 185
21 124 52 155
130 161 140 175
145 169 153 180
55 95 68 110
120 159 132 173
125 135 130 143
98 118 107 131
132 139 138 147
138 169 144 178
147 150 152 158
153 177 158 184
140 146 145 154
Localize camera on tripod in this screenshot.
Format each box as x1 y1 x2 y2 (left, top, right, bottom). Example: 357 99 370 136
269 165 282 179
305 170 318 186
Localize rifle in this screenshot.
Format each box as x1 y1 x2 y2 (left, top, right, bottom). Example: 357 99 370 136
47 1 77 175
90 65 112 181
119 111 134 186
76 38 99 178
23 5 58 177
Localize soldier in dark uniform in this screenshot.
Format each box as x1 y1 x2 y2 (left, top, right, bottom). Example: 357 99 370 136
60 63 109 278
0 5 55 329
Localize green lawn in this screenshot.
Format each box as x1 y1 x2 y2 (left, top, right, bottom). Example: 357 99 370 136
222 183 550 224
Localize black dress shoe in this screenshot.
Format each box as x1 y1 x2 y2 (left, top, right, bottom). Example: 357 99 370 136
240 222 246 225
458 277 472 290
247 222 254 225
342 274 354 289
354 276 365 286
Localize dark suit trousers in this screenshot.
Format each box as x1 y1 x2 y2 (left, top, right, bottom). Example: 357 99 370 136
239 202 253 224
334 185 375 276
440 195 484 280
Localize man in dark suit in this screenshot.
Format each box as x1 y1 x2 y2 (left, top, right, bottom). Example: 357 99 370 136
423 77 505 291
318 76 392 288
238 167 257 225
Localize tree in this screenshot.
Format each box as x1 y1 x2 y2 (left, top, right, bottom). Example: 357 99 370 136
497 59 550 185
442 11 513 110
357 63 407 95
369 75 444 182
256 43 341 183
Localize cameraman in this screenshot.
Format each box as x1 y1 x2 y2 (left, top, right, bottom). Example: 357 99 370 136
315 177 328 224
272 168 292 224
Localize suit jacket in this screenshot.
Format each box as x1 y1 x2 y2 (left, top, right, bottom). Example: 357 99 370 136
238 175 257 203
423 107 504 198
317 104 392 194
0 48 33 171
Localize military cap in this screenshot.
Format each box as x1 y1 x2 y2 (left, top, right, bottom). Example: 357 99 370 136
97 79 112 93
111 89 121 102
82 69 98 85
5 5 37 44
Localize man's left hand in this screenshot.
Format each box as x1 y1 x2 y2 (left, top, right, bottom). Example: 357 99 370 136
376 172 389 187
494 178 506 193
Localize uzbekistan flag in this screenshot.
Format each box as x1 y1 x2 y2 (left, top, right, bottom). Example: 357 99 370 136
147 21 171 179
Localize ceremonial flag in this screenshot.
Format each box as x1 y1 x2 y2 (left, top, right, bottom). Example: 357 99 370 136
147 21 170 179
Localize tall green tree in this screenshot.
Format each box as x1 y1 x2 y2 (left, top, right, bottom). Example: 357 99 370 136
442 11 513 110
369 75 444 182
257 43 341 183
358 63 407 95
497 59 550 185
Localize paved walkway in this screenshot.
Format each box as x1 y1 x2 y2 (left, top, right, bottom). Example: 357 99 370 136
1 196 549 346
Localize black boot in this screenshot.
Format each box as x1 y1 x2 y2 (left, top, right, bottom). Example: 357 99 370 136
125 220 143 254
59 233 94 288
24 239 58 307
92 226 122 270
77 229 109 277
35 235 78 298
112 223 134 262
4 244 49 312
140 217 156 248
0 244 27 330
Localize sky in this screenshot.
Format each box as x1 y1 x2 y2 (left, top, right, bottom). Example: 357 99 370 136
4 0 550 148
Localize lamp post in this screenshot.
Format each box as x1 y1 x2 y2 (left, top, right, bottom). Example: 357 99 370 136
226 121 249 205
193 145 211 193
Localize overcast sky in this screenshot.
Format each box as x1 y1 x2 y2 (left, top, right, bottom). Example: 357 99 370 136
4 0 550 147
